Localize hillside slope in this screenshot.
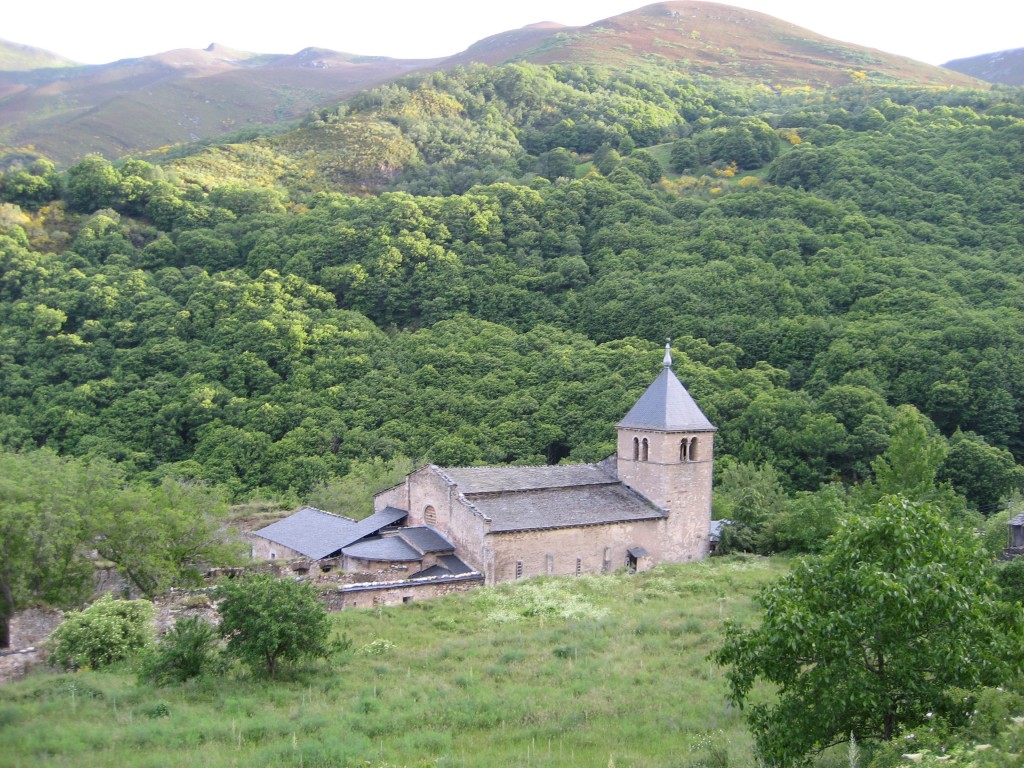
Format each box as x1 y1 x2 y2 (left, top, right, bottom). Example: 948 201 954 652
944 47 1024 85
445 1 980 89
0 2 981 165
0 38 76 71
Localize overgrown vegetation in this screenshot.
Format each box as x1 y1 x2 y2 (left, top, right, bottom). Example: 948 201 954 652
49 595 155 671
1 558 784 767
2 66 1024 512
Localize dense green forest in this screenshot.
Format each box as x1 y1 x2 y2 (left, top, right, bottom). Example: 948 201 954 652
2 62 1024 515
3 59 1024 768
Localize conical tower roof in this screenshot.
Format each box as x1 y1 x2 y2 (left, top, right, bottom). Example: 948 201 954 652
616 345 716 432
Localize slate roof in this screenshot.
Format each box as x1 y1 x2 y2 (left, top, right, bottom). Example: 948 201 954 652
252 507 358 560
342 536 421 562
710 519 732 542
414 555 475 579
464 481 665 533
1010 513 1024 527
253 506 407 561
438 555 474 575
617 365 715 432
399 526 454 554
440 464 616 494
342 507 408 546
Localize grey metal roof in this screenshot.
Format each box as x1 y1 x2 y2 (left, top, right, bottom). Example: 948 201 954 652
342 535 422 562
399 526 454 554
467 482 665 532
439 464 615 494
252 507 359 560
617 366 715 432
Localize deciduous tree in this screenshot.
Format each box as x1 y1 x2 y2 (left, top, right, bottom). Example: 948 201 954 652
217 574 332 677
712 496 1020 767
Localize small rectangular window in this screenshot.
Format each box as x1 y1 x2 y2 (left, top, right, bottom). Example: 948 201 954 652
575 558 582 576
515 560 523 579
545 554 554 574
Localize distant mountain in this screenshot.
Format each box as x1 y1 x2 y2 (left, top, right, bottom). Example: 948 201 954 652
442 1 979 89
0 39 77 71
943 48 1024 86
0 42 441 165
0 2 982 166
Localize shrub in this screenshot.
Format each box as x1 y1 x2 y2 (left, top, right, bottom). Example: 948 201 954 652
49 595 154 670
140 616 220 685
216 574 331 677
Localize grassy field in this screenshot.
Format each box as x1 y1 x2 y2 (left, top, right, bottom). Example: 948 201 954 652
0 555 789 768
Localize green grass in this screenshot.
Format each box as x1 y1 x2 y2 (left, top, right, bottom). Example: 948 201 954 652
643 142 675 174
0 555 787 767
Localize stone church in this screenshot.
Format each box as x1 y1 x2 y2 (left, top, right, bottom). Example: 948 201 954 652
252 344 715 586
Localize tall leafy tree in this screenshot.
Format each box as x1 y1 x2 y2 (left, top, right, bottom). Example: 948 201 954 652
713 496 1021 767
0 450 96 648
92 478 238 598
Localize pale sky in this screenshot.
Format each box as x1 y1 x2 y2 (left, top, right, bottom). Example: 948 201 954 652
5 0 1021 67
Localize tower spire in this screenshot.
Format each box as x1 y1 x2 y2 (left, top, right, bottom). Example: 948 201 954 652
663 338 672 368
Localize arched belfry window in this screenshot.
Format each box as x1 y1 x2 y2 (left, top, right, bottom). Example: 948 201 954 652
689 437 698 461
424 505 437 526
641 438 649 462
632 436 640 461
680 438 689 462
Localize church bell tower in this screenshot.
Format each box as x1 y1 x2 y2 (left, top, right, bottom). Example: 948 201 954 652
615 343 716 561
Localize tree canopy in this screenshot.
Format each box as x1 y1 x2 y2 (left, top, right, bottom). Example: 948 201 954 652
216 573 333 677
712 496 1023 766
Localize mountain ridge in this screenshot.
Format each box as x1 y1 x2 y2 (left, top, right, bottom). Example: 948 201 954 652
0 2 984 165
944 47 1024 86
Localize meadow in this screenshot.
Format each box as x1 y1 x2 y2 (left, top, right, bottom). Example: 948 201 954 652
0 556 788 768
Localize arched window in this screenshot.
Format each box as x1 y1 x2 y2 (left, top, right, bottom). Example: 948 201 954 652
641 438 649 462
680 438 689 462
424 505 437 526
689 437 698 461
632 436 640 461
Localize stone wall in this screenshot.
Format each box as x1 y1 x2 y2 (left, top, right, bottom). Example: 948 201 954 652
9 607 64 648
248 534 305 562
486 519 669 582
320 573 484 610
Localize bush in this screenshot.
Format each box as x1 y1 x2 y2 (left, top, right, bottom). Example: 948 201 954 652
140 616 220 685
49 595 154 670
217 574 332 677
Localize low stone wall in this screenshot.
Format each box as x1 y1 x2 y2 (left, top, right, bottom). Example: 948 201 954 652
320 573 484 610
9 607 64 648
1 608 65 684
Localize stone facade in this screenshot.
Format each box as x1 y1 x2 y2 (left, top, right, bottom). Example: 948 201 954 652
371 348 716 585
249 347 715 593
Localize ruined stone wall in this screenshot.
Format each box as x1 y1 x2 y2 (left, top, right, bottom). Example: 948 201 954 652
320 574 484 610
248 534 304 562
9 607 64 648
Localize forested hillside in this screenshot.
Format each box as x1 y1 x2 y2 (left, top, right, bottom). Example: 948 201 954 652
2 62 1023 514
